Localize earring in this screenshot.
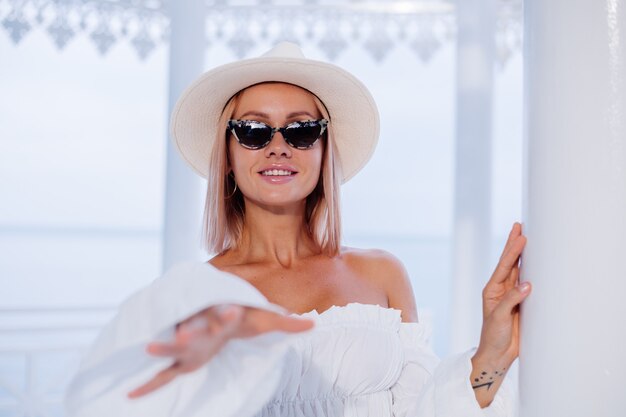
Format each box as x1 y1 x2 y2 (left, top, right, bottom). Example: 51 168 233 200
226 178 238 199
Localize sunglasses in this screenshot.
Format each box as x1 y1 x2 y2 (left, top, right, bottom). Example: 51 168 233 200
227 119 329 150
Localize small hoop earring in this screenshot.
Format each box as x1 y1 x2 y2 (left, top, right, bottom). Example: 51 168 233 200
226 181 238 199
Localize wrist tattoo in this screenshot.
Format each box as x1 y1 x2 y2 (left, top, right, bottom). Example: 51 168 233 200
472 368 506 391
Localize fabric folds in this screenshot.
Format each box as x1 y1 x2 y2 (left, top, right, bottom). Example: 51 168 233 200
64 262 515 417
65 262 290 417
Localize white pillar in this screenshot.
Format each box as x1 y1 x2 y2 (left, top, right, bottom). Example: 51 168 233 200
521 1 626 416
162 0 208 271
450 0 496 353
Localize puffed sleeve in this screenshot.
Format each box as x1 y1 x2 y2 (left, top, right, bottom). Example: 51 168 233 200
64 262 292 417
391 323 516 417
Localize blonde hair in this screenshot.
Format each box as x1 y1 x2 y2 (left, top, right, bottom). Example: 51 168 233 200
202 84 342 256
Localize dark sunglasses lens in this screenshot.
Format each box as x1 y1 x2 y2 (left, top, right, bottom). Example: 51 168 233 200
284 122 323 149
233 122 271 149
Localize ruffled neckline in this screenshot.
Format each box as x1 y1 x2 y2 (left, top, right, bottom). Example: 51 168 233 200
291 302 430 345
291 302 403 328
295 302 400 318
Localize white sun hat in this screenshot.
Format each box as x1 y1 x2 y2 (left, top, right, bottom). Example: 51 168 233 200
170 42 380 183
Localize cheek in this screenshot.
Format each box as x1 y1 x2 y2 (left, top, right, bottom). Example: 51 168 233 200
306 147 324 184
314 155 323 177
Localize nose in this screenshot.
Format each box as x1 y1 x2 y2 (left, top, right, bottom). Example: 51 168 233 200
264 130 292 158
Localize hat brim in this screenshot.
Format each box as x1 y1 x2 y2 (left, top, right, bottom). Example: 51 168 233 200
170 55 380 183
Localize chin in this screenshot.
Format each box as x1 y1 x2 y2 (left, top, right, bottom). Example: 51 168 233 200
246 193 310 210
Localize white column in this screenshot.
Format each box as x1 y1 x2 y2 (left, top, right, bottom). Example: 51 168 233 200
521 1 626 416
450 0 496 353
162 0 208 271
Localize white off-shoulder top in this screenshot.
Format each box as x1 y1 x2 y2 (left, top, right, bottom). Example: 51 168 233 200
65 262 515 417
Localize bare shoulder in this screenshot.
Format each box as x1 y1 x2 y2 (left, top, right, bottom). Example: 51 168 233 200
340 246 405 277
341 247 418 323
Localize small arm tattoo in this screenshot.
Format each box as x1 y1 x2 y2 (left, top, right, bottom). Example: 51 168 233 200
472 368 506 390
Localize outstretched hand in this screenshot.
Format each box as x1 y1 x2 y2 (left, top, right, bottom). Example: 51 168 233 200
128 305 314 399
471 222 531 407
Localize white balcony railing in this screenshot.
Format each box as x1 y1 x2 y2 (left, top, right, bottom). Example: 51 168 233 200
0 306 116 417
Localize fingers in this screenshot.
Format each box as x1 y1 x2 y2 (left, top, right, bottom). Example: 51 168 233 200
506 261 520 287
490 234 526 285
238 309 314 337
266 314 315 333
145 342 185 357
500 223 524 262
501 222 521 255
492 282 531 322
128 364 180 399
129 305 314 399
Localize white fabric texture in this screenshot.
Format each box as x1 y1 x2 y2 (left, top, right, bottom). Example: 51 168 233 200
65 262 516 417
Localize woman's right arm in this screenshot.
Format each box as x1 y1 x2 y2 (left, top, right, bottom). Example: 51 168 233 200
64 262 312 417
128 304 313 398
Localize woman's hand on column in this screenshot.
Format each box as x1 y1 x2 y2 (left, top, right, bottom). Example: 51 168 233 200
127 305 314 399
471 222 532 407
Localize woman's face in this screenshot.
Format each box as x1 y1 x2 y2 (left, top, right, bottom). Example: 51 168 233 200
228 83 324 211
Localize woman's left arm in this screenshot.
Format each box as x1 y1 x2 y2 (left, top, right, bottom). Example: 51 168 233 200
471 222 532 408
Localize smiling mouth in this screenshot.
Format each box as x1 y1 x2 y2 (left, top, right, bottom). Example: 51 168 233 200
260 169 296 176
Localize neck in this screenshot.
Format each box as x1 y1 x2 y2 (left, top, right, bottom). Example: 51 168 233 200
235 199 320 267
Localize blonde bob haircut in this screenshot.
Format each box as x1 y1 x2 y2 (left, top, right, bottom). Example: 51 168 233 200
202 82 342 257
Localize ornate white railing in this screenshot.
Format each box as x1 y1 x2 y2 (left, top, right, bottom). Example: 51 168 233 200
0 306 115 417
0 0 522 65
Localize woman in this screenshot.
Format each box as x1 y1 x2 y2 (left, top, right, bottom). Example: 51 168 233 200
66 42 531 417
